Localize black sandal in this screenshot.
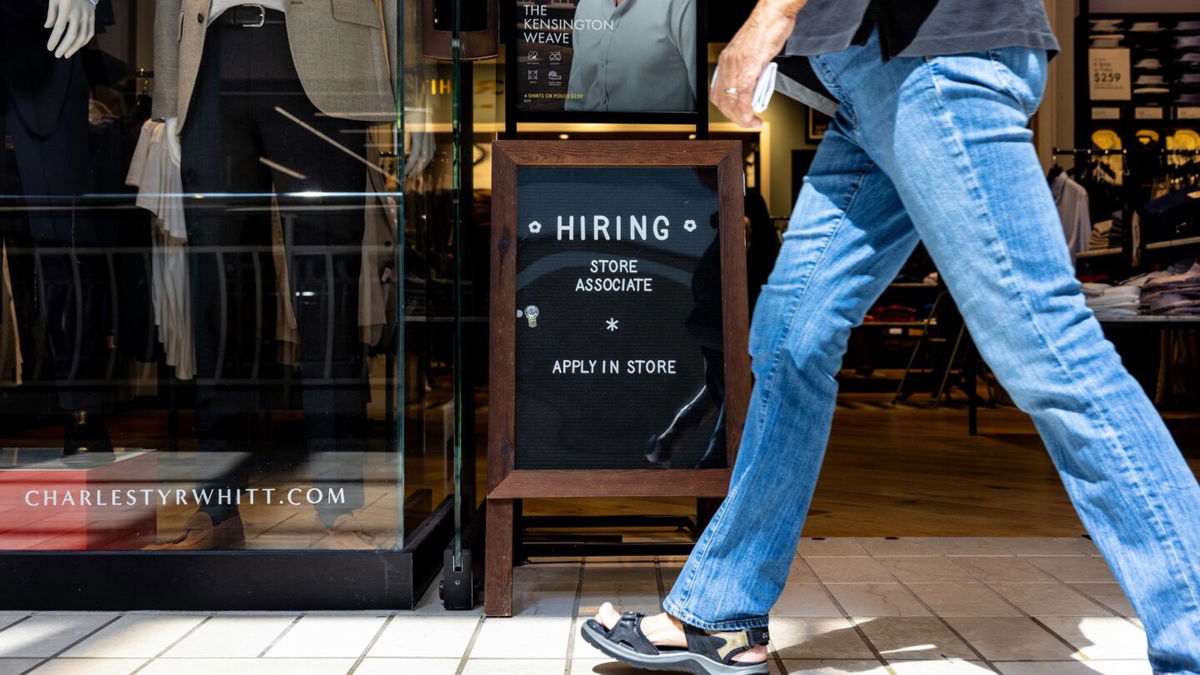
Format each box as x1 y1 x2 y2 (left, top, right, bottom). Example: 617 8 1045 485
580 611 770 674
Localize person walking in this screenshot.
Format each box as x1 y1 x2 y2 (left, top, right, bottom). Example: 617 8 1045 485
581 1 1200 673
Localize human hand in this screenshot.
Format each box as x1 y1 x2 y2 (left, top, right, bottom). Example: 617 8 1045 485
45 0 96 59
710 4 800 129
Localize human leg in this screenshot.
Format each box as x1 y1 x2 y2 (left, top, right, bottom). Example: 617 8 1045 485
824 36 1200 671
659 118 920 630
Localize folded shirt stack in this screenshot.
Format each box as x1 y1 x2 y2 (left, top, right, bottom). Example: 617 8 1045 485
1142 260 1200 316
1086 284 1143 318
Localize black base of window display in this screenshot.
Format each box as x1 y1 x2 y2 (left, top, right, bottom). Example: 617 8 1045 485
0 498 455 611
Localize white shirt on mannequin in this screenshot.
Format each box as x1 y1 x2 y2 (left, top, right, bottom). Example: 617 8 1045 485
208 0 287 23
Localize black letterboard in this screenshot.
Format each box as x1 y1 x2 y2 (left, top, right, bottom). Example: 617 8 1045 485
514 166 726 470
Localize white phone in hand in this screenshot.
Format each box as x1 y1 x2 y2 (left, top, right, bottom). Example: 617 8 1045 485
711 62 779 114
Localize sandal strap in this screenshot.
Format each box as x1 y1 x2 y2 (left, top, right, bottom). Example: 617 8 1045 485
597 612 659 656
683 623 771 666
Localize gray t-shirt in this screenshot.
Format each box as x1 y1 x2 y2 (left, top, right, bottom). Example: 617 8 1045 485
784 0 1059 59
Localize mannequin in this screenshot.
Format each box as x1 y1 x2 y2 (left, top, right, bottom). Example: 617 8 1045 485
0 0 115 458
146 0 398 550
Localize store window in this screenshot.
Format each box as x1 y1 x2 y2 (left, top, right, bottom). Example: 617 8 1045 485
0 0 472 603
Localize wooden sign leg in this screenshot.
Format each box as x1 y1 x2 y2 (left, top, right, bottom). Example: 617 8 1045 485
485 498 514 617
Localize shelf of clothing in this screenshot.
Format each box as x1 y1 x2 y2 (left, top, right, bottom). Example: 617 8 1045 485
1076 246 1123 259
860 321 935 328
1145 235 1200 252
1097 315 1200 324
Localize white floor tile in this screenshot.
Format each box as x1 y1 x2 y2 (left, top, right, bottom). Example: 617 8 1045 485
514 564 582 586
29 658 146 675
1072 583 1136 617
781 660 887 675
887 660 992 674
876 557 974 583
140 658 355 674
161 616 295 658
786 559 820 585
366 615 479 658
806 558 892 584
904 582 1020 618
797 539 867 558
263 615 386 658
0 659 42 675
460 658 564 674
60 615 204 658
354 659 459 675
986 582 1111 616
857 539 941 557
951 557 1055 582
0 617 27 632
1024 556 1117 583
1036 616 1148 660
994 663 1096 675
579 564 657 585
995 661 1152 675
998 538 1095 556
771 584 843 618
769 618 875 659
852 617 975 660
0 614 116 658
927 538 1014 557
660 564 683 591
944 617 1075 661
469 616 572 659
515 585 579 618
824 584 929 617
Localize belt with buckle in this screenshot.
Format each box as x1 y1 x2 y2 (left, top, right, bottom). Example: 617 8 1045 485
219 5 283 28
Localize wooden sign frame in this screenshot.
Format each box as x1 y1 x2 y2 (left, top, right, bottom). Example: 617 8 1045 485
486 140 749 616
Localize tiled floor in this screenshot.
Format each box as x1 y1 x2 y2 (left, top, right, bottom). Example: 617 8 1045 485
0 538 1156 674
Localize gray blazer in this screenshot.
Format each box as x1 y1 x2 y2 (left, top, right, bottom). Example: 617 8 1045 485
153 0 398 128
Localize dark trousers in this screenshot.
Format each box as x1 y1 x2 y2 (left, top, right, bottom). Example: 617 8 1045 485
180 17 367 522
0 11 112 414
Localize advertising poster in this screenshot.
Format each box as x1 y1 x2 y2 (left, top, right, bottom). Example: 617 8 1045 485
514 0 698 114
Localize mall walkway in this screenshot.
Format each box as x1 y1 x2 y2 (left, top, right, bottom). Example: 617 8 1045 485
0 537 1151 674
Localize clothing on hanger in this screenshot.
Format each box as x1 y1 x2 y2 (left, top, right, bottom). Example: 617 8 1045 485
1050 171 1091 256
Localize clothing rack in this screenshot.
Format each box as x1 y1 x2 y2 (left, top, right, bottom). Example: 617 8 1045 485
1052 145 1200 268
1051 147 1200 157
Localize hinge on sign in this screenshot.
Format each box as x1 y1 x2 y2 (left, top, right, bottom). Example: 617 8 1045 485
743 173 747 196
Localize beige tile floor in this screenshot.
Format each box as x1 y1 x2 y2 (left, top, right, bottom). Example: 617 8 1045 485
0 538 1158 675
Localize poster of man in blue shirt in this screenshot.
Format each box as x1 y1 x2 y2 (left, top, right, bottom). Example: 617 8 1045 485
515 0 697 113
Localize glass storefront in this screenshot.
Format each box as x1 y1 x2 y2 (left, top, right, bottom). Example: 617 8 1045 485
0 0 482 607
0 0 779 610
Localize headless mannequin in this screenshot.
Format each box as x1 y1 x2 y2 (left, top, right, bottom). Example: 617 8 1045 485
147 5 372 550
0 0 114 457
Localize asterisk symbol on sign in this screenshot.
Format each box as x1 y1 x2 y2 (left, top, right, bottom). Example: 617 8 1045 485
606 318 619 331
683 219 697 232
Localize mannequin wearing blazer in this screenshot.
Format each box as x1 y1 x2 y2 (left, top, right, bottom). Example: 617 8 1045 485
145 1 396 549
152 0 397 127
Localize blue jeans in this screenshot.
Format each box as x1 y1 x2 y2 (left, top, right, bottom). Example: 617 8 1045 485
662 36 1200 673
